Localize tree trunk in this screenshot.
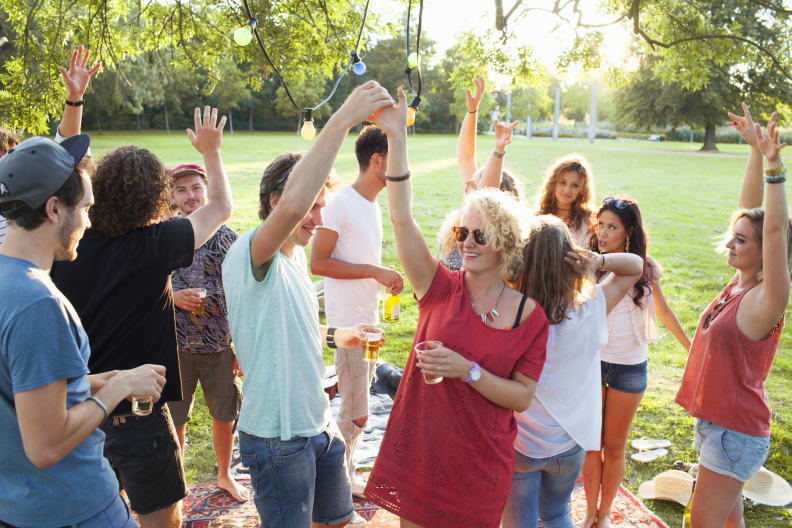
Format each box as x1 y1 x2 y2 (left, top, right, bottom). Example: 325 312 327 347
229 111 234 135
700 123 717 151
249 108 254 131
163 104 170 134
136 114 142 131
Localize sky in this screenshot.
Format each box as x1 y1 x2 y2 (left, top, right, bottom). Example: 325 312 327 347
374 0 638 85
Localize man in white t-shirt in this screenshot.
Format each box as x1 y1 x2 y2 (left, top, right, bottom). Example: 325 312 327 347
310 125 404 498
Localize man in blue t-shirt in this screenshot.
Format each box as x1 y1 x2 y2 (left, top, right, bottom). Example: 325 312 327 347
0 136 167 528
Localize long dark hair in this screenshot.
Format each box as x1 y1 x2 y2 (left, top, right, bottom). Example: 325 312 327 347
590 195 652 306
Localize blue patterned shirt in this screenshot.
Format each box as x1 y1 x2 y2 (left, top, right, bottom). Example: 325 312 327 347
172 224 238 354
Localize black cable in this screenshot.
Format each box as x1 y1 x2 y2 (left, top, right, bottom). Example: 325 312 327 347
405 0 423 100
241 0 370 114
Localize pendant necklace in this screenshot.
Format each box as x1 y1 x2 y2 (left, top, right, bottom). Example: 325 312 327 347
469 281 507 324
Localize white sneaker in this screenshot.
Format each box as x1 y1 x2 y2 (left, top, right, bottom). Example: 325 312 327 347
348 511 367 526
350 474 367 498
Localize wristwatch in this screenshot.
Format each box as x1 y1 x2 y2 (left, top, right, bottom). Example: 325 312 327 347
463 361 482 383
326 327 338 349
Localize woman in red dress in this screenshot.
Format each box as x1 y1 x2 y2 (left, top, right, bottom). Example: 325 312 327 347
364 87 549 528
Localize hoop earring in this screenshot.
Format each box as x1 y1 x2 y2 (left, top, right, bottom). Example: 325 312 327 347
625 238 631 253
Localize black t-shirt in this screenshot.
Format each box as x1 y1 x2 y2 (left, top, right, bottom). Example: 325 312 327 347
51 219 195 412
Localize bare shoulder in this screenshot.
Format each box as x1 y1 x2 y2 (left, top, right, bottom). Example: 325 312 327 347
504 287 538 324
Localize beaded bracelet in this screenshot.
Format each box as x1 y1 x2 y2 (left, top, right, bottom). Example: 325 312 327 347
765 173 787 184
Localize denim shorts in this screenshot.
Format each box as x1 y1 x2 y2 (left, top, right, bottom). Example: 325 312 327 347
694 419 770 483
239 422 353 527
0 494 137 528
600 360 647 393
100 404 187 515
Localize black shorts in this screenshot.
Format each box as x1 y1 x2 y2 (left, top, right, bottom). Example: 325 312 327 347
100 403 187 515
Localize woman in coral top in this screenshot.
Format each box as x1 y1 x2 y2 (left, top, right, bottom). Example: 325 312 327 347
365 88 549 528
676 105 791 527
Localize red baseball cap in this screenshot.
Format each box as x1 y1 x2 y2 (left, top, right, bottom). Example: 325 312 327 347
168 164 207 183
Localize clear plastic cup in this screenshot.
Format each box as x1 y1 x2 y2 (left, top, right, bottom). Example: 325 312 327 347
361 324 384 363
131 395 153 416
192 288 207 315
414 340 443 384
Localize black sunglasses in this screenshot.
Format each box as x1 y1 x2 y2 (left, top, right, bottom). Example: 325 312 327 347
452 226 487 245
702 294 729 329
602 197 629 210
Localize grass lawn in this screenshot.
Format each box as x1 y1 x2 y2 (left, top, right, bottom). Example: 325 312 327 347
89 131 792 527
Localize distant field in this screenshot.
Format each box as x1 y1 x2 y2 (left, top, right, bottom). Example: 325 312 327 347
88 131 792 527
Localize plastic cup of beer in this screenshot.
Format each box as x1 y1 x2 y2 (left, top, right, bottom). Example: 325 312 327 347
414 340 443 384
131 395 153 416
192 288 207 316
361 324 384 363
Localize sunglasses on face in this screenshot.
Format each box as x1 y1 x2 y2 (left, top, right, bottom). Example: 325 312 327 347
452 226 487 245
603 197 629 210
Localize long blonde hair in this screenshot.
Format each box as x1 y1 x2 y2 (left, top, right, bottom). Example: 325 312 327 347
518 215 592 325
535 154 595 232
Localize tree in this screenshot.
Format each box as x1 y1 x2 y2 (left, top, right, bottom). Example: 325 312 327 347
0 0 381 133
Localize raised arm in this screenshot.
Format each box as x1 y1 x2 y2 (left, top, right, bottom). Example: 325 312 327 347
566 249 643 313
186 106 233 249
457 77 484 189
477 119 519 190
15 365 165 469
250 81 394 271
373 87 438 299
58 45 101 138
745 118 791 337
728 103 765 209
652 280 691 351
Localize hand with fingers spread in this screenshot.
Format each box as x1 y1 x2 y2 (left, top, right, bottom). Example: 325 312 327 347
466 76 485 113
59 45 101 100
337 80 395 129
727 102 761 147
417 345 473 379
371 86 408 135
494 119 519 152
187 106 227 155
564 248 603 276
755 115 788 163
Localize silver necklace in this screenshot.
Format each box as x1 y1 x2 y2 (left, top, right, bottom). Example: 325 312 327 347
469 281 507 323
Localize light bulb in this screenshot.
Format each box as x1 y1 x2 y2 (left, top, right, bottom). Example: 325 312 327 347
352 61 367 75
407 53 418 69
407 106 417 126
301 119 316 140
233 26 252 46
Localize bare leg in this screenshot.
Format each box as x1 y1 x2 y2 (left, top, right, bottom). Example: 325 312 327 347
174 424 186 454
137 502 182 528
213 418 248 502
580 386 606 528
690 465 745 528
598 388 644 527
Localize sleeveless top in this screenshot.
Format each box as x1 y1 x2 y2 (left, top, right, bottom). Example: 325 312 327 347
675 279 784 437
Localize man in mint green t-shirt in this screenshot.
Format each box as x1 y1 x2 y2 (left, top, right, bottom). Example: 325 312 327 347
223 81 396 528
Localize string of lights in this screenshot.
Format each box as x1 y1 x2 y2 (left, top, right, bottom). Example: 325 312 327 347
237 0 371 138
405 0 424 126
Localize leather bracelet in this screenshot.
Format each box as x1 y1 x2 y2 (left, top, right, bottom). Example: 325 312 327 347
326 327 338 349
493 150 505 159
385 170 411 182
765 164 786 177
65 99 84 107
467 109 477 113
87 396 108 421
599 253 606 270
765 174 786 184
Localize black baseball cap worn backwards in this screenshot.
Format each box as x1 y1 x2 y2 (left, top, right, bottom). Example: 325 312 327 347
0 134 90 216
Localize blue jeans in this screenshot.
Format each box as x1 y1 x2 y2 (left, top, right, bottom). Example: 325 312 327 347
239 423 353 528
501 445 585 528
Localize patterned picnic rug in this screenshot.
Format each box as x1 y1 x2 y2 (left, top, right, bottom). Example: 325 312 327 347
182 474 668 527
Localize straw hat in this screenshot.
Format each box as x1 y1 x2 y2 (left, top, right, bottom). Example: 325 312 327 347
638 470 695 506
743 467 792 506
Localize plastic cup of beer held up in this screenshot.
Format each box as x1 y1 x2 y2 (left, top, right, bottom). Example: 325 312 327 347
131 395 153 416
414 340 443 384
361 324 384 363
192 288 207 316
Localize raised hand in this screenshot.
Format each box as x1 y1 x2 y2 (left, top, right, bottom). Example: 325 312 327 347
371 86 408 135
187 106 227 155
755 115 788 163
727 102 760 147
564 249 602 276
494 119 519 152
59 45 101 100
466 76 485 113
337 80 395 129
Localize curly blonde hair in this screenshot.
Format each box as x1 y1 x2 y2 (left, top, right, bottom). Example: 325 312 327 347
534 154 595 231
438 189 527 282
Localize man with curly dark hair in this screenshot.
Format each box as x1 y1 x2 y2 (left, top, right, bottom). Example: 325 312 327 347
51 106 233 528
